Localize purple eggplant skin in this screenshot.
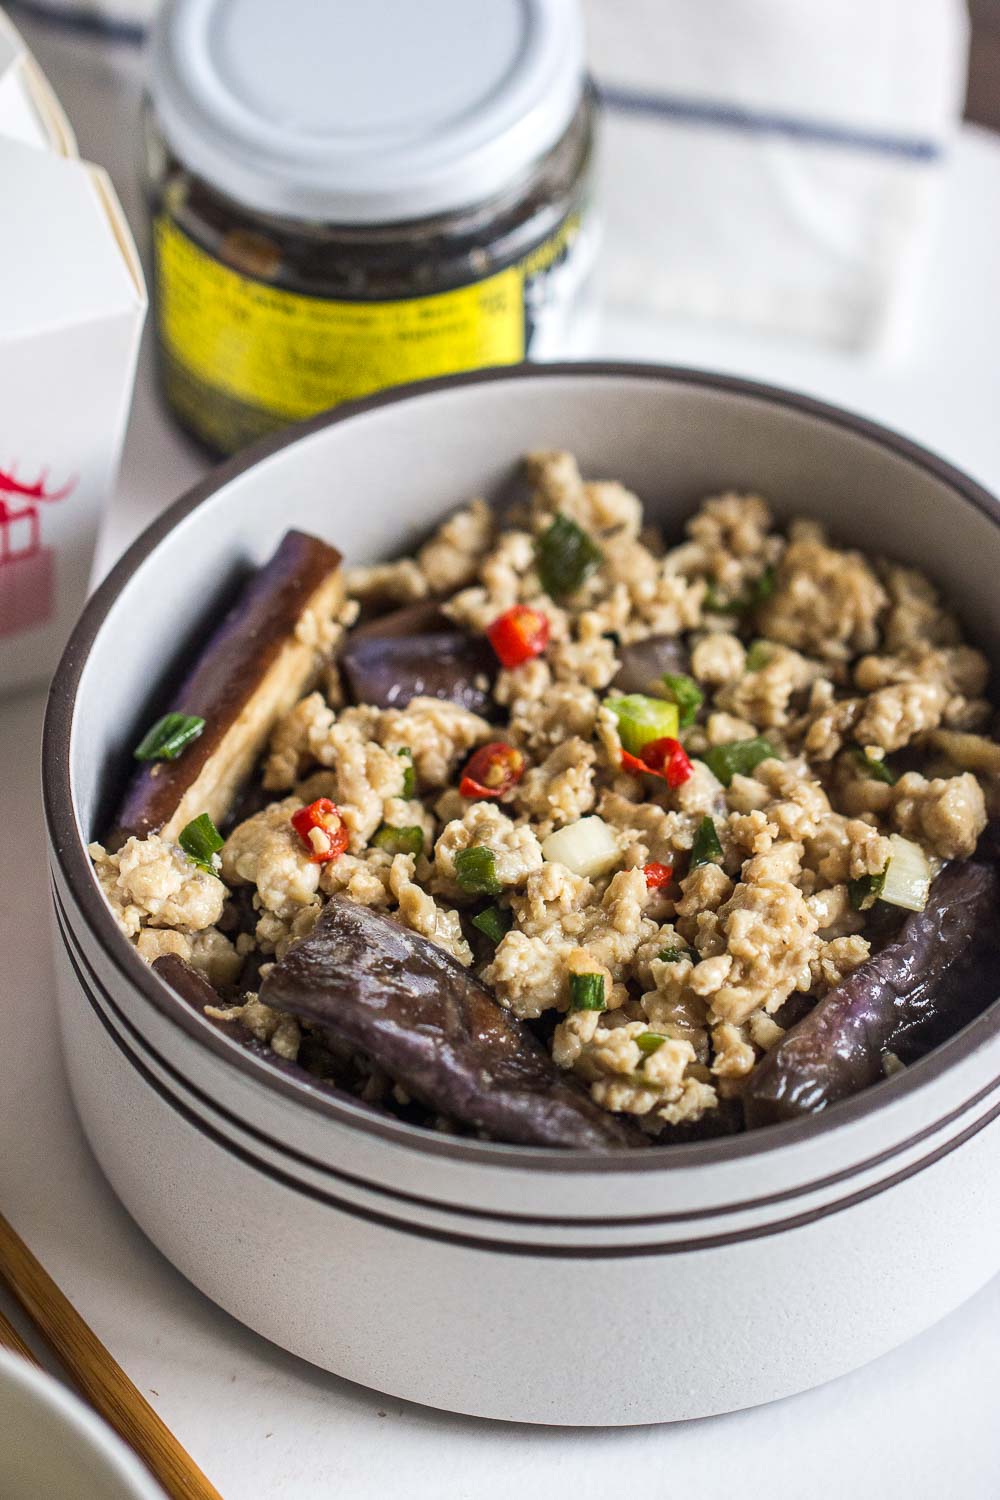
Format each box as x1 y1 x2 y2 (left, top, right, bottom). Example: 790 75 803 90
744 859 1000 1127
259 896 641 1149
611 635 689 697
115 530 343 845
152 954 385 1117
350 601 449 641
340 630 496 714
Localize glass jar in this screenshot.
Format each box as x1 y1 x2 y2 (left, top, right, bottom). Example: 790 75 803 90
144 0 598 456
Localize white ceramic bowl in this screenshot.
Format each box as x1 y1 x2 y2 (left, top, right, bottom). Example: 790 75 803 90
44 364 1000 1426
0 1349 165 1499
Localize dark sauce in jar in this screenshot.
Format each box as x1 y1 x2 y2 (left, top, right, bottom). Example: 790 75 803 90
144 0 598 455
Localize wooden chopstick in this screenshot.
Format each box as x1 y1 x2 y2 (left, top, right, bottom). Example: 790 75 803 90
0 1303 42 1366
0 1210 224 1500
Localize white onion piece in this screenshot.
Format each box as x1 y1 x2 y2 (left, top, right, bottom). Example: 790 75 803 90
880 834 932 912
542 817 622 879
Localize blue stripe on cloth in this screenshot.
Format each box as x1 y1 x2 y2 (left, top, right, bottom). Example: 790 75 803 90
598 82 942 161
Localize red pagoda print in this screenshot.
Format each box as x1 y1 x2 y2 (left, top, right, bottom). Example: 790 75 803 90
0 464 75 638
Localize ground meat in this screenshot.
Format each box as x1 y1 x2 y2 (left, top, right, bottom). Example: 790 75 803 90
344 557 428 606
378 697 492 788
389 855 473 966
91 836 226 936
514 737 597 829
890 770 987 859
698 878 819 1025
221 799 321 918
94 451 1000 1148
416 499 495 595
757 532 887 661
690 632 746 687
433 802 544 896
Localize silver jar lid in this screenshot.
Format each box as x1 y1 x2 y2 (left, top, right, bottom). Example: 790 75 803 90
147 0 587 225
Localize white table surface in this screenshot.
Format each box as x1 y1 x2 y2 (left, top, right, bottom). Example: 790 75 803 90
3 15 1000 1498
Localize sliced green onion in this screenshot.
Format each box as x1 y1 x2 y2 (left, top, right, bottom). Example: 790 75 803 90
604 693 680 756
704 567 775 616
535 514 603 598
880 834 931 912
703 582 737 613
700 736 778 788
396 747 416 798
745 640 774 672
372 824 424 857
660 672 703 728
851 746 897 786
750 565 776 605
471 904 513 945
689 816 723 870
658 945 689 962
454 845 502 896
133 712 205 762
636 1031 668 1056
568 972 607 1011
848 867 888 911
178 812 224 874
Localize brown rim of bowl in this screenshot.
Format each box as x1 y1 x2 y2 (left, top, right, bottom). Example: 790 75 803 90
43 360 1000 1176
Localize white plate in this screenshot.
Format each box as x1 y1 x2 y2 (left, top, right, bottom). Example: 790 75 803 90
0 1348 165 1500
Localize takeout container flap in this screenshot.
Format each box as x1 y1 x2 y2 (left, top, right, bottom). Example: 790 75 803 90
0 9 75 156
0 7 146 697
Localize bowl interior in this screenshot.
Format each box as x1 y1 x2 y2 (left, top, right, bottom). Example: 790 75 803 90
52 364 1000 1157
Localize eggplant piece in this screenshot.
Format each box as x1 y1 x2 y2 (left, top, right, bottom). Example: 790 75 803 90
152 953 385 1116
350 600 450 641
115 530 343 844
259 896 641 1149
340 630 496 714
744 860 1000 1127
611 635 689 697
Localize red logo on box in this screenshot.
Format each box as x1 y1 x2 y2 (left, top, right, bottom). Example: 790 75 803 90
0 465 75 637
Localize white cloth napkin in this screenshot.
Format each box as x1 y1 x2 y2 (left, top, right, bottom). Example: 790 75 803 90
584 0 970 352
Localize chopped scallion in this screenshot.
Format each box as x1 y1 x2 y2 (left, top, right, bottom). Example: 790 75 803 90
535 514 603 598
745 640 774 672
636 1031 667 1056
750 565 776 605
848 867 888 912
372 824 424 857
454 845 502 896
658 945 689 963
471 904 513 945
568 972 607 1011
660 672 703 728
851 747 897 786
700 736 778 787
689 816 723 870
396 747 416 798
178 812 224 874
704 567 775 616
133 712 205 762
604 693 680 756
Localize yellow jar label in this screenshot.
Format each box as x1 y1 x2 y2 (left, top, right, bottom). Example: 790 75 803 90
154 215 582 426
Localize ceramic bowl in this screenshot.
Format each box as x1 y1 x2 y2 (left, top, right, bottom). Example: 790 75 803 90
43 364 1000 1426
0 1349 165 1499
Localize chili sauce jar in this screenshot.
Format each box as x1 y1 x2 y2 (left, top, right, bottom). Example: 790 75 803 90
144 0 598 455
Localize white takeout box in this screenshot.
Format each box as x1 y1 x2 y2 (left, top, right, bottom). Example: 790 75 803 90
0 9 145 695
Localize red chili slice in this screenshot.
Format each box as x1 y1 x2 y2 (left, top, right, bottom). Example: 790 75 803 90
643 861 674 891
290 798 350 864
620 736 694 789
460 742 526 799
486 605 550 669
